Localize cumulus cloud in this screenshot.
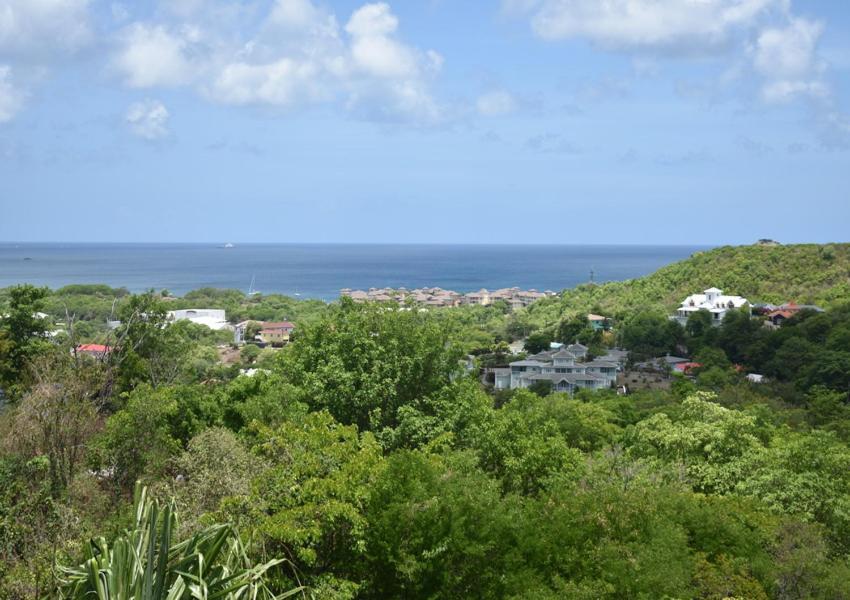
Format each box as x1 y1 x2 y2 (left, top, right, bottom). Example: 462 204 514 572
0 0 91 58
112 1 444 124
511 0 782 51
0 65 25 122
267 0 324 30
753 18 827 102
510 0 841 120
126 99 170 139
0 0 93 122
113 23 198 88
476 90 517 116
210 58 326 107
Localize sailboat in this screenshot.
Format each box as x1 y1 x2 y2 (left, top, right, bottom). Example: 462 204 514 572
248 275 260 296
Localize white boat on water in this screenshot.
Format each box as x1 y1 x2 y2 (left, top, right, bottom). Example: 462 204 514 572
223 242 235 249
248 274 260 296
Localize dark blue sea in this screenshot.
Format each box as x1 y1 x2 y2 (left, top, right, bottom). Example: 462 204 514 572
0 243 707 301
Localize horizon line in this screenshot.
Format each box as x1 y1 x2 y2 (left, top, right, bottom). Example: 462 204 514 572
0 240 816 247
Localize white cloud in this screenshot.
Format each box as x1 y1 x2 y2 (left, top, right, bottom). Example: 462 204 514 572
476 90 517 116
346 4 419 79
126 99 170 139
0 0 92 122
0 0 91 58
0 65 25 122
192 1 442 123
511 0 839 112
515 0 783 51
210 58 326 107
267 0 323 30
113 23 197 88
345 3 398 37
753 17 826 102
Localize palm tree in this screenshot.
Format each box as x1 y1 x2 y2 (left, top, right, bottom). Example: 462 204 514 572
54 483 303 599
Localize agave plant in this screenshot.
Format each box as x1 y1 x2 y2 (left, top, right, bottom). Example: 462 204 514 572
54 483 303 599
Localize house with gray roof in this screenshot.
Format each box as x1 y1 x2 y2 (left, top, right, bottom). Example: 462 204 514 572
500 347 618 393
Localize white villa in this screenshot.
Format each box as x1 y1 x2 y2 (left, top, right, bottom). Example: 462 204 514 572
671 287 750 326
167 308 231 331
493 344 622 394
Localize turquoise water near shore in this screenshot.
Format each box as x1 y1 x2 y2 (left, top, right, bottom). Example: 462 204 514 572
0 243 708 301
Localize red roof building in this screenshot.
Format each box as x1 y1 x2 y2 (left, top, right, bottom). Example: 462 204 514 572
75 344 111 357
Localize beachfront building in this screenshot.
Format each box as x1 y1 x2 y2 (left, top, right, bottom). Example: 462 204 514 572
463 289 491 306
168 308 231 330
671 287 750 326
485 288 549 309
495 347 619 393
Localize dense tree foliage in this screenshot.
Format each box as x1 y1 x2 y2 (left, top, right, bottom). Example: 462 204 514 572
2 245 850 598
279 298 463 437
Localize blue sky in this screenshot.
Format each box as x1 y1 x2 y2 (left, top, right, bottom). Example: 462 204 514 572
1 0 849 244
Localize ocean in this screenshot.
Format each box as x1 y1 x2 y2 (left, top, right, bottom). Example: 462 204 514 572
0 243 707 301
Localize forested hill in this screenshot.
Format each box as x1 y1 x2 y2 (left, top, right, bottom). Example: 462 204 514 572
525 243 850 327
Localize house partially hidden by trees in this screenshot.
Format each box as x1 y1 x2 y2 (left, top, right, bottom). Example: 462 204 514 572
73 343 111 359
258 321 295 346
671 287 750 327
765 302 825 326
587 313 611 331
167 308 231 330
494 345 621 393
234 320 295 346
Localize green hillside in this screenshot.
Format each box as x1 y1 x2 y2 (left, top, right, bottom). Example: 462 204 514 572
524 243 850 328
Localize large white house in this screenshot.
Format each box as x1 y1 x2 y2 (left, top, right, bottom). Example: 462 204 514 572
167 308 231 330
493 344 622 394
671 287 750 326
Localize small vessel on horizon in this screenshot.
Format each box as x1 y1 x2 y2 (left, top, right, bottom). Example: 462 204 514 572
248 274 260 296
222 242 235 249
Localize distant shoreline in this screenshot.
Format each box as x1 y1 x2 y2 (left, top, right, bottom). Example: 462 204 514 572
0 243 708 300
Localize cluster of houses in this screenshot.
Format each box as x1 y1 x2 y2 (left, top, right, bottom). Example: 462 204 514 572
492 343 628 394
486 285 820 396
340 286 556 309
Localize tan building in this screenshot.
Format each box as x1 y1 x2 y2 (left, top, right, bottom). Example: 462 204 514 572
259 321 295 345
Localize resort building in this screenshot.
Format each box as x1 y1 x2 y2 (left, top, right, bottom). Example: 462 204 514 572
485 288 549 309
341 286 554 309
671 287 750 326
